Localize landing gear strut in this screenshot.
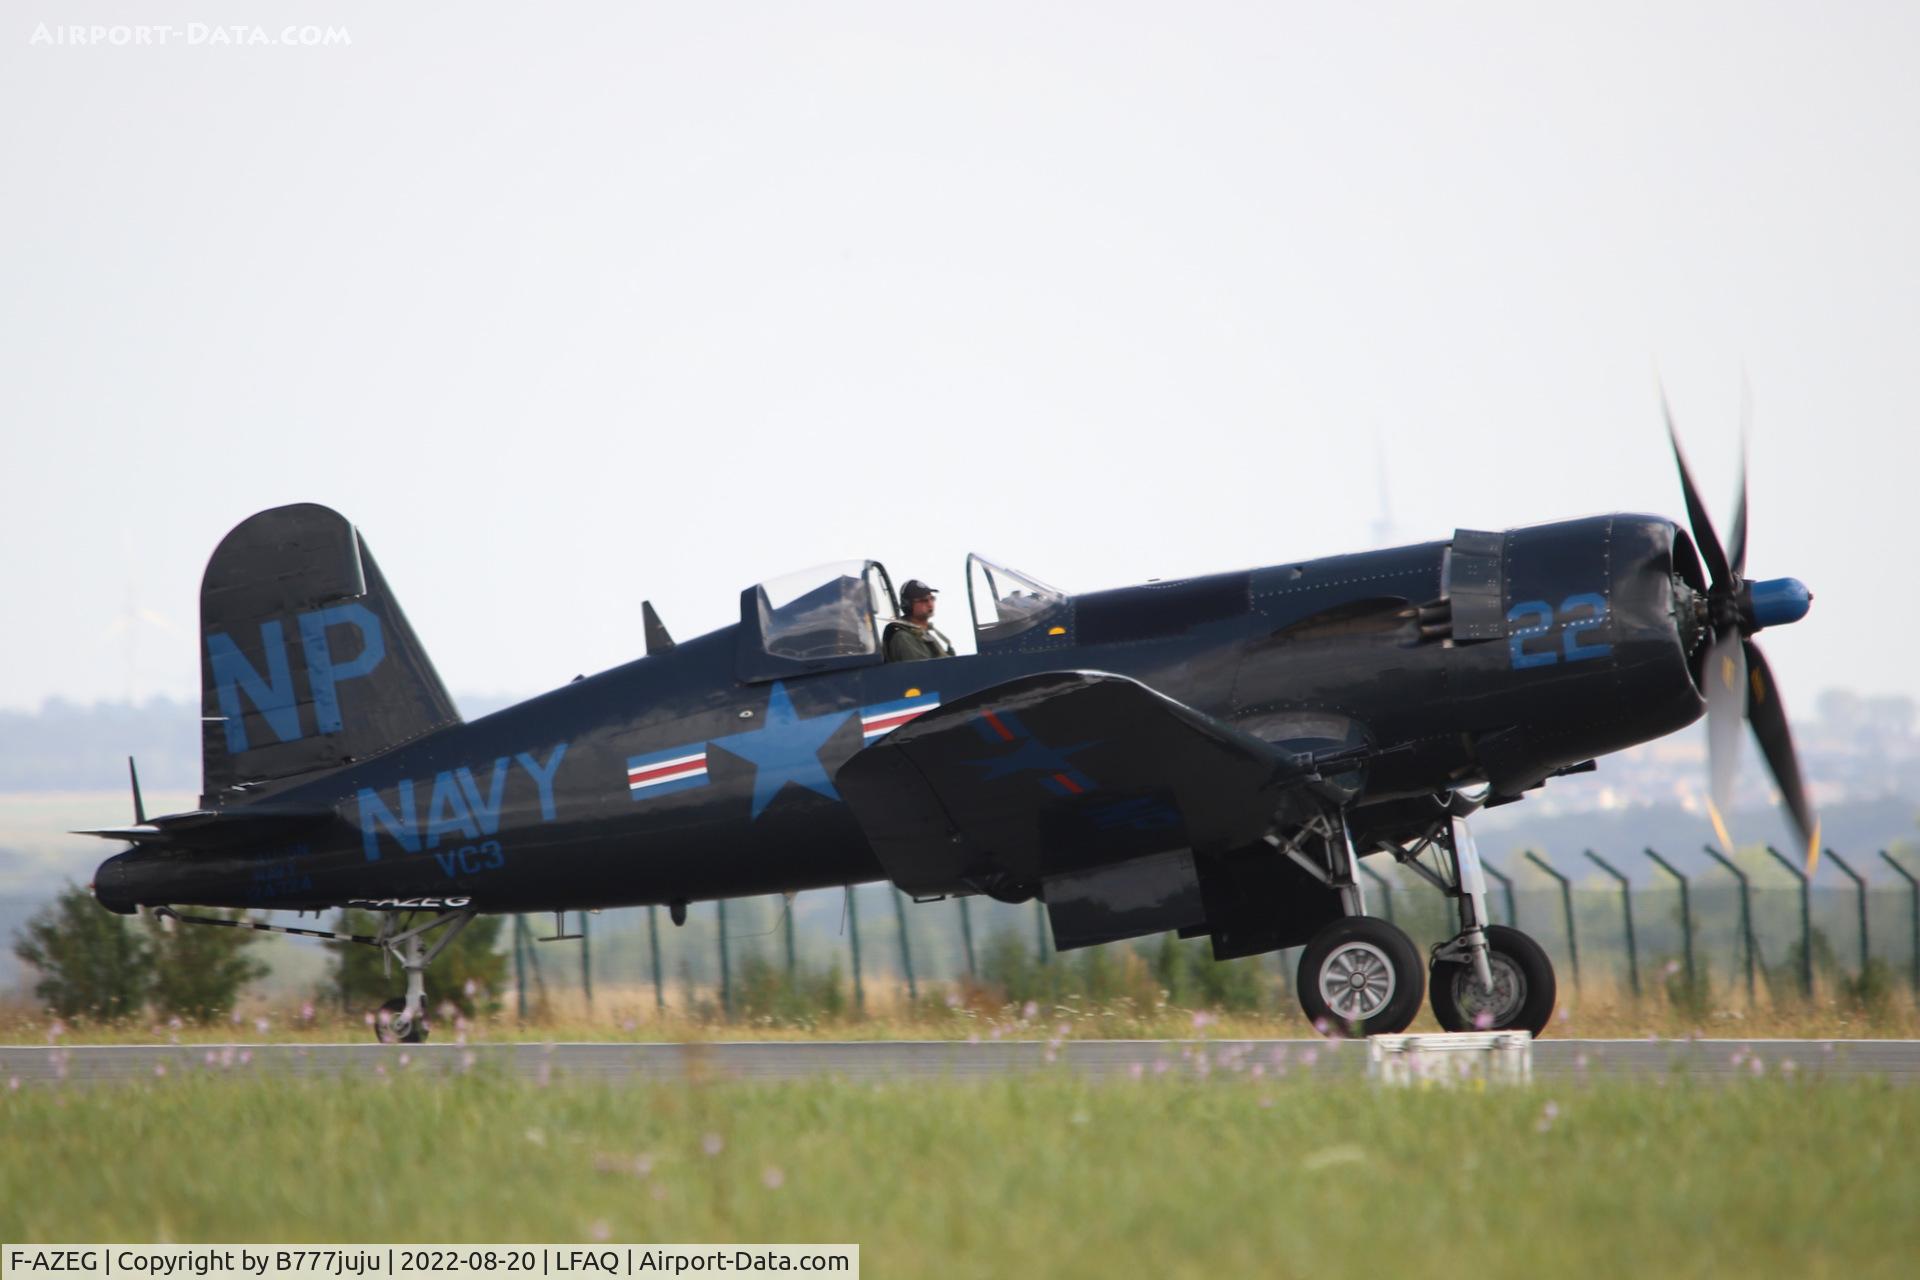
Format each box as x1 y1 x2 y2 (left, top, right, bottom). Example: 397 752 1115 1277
151 904 475 1045
1383 813 1557 1036
370 911 474 1044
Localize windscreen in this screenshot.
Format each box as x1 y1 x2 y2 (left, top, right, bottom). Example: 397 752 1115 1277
967 554 1066 642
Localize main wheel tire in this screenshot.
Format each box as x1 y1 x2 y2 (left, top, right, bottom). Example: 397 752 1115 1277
1296 915 1424 1037
375 996 429 1045
1429 924 1556 1036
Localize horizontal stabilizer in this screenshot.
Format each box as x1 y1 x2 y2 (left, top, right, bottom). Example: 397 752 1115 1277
74 802 334 847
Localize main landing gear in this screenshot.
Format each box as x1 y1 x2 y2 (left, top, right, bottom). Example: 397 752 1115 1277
1271 808 1557 1038
1268 810 1425 1036
1428 924 1555 1034
1388 813 1557 1036
152 904 476 1045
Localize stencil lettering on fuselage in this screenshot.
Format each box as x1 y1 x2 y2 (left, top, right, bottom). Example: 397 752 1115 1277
245 846 315 905
355 743 568 863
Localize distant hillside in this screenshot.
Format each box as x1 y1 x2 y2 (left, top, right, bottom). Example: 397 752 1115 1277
1475 796 1920 876
0 695 526 793
0 698 201 791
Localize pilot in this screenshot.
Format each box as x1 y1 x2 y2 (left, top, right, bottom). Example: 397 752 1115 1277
885 580 956 662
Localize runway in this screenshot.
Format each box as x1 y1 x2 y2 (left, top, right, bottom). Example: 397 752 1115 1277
4 1038 1918 1085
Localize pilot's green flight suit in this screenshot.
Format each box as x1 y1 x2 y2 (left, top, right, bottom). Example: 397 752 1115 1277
884 621 954 662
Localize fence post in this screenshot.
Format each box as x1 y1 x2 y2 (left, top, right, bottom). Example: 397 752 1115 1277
1034 899 1051 965
1483 859 1517 927
1359 861 1394 925
1701 845 1756 1004
1643 848 1694 994
647 904 665 1011
580 912 593 1009
958 897 978 977
893 888 918 1003
1880 851 1919 994
781 894 797 978
1763 845 1813 998
514 914 528 1019
1584 850 1638 998
1523 851 1580 995
846 887 865 1013
1820 849 1869 979
717 898 733 1018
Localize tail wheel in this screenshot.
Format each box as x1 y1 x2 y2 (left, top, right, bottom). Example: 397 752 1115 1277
1296 915 1424 1037
375 996 429 1045
1429 924 1556 1036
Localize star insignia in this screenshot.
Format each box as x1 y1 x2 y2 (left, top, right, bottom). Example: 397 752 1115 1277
706 682 853 819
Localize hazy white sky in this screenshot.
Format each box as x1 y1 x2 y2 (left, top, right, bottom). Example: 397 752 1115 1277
3 2 1914 717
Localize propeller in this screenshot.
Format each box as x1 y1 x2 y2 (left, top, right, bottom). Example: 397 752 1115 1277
1663 390 1819 871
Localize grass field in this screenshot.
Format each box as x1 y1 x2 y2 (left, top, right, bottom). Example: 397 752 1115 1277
5 984 1919 1045
4 1070 1915 1277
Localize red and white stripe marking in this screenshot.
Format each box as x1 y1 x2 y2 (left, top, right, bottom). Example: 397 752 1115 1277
861 701 940 740
627 751 709 791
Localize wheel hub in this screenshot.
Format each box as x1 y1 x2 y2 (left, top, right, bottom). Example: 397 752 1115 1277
1452 952 1526 1026
1319 941 1396 1019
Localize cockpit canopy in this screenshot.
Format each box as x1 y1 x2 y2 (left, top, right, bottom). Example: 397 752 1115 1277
736 555 1069 680
738 560 897 681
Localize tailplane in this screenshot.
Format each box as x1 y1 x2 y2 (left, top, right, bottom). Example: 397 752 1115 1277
199 504 459 804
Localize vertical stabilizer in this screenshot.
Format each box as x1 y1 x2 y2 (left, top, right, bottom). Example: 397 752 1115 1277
198 504 459 804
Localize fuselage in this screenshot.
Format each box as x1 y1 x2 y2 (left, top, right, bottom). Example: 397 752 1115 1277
95 513 1709 916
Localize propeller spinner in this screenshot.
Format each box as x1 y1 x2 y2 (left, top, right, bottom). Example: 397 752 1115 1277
1663 392 1819 871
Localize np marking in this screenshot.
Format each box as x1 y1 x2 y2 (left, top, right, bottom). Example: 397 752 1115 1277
206 603 386 752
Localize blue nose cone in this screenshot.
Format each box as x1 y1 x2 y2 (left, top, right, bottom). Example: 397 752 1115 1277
1749 577 1812 629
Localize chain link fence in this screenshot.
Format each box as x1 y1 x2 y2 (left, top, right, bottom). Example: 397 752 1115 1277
5 846 1919 1017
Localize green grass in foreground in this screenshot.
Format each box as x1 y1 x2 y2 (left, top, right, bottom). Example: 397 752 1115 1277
8 982 1920 1043
3 1073 1916 1278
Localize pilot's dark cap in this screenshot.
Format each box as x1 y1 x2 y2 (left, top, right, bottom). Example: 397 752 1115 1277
900 579 938 603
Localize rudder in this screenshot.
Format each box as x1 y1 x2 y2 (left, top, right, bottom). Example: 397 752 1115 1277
199 504 460 804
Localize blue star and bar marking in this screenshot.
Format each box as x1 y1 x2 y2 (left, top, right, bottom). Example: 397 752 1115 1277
626 684 941 818
709 682 850 818
965 708 1100 797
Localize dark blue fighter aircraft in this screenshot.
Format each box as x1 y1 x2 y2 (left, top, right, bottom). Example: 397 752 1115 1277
85 414 1815 1042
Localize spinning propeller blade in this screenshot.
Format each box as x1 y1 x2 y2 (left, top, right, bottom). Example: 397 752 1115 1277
1704 631 1745 830
1727 382 1750 580
1665 389 1818 872
1744 641 1819 873
1663 389 1732 591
